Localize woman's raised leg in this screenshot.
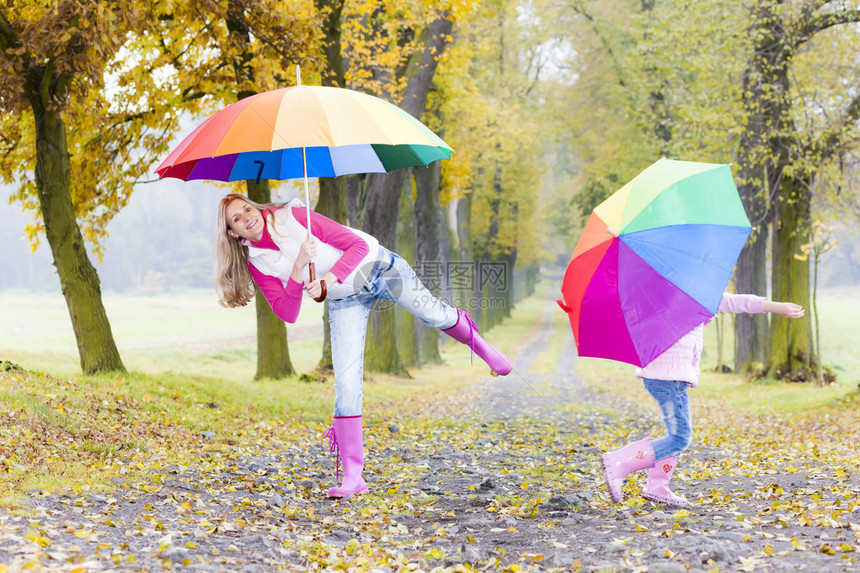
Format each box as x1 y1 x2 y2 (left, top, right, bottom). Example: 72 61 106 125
374 249 512 376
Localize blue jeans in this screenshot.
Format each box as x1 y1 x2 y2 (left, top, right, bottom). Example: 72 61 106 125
642 379 693 460
327 247 458 416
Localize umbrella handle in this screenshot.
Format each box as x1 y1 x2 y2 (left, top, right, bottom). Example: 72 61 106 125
308 262 327 303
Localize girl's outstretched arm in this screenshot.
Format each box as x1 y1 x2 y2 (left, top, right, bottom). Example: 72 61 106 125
762 301 805 318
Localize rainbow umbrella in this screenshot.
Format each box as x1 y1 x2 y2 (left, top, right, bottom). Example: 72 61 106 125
557 158 752 367
156 67 452 301
155 81 452 184
155 66 452 226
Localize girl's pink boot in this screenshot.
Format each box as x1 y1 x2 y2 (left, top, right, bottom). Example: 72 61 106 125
642 456 688 506
602 438 655 503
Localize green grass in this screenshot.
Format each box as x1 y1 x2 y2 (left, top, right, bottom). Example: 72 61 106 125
0 289 325 379
0 284 541 500
2 282 858 500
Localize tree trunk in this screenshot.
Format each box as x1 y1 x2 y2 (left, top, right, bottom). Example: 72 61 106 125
733 2 784 373
733 224 769 372
224 4 296 379
315 178 348 372
314 0 346 88
768 176 811 376
362 171 408 374
313 0 348 372
29 95 125 374
454 194 474 312
735 3 780 372
715 312 725 372
246 180 295 379
364 303 408 375
498 250 514 320
478 164 508 330
395 182 417 368
813 247 823 384
414 161 445 364
360 12 452 373
253 292 294 378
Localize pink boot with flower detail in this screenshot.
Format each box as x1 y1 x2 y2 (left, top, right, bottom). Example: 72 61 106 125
642 456 688 506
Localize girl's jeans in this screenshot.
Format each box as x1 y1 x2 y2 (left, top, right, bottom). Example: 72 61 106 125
642 379 693 460
327 247 458 417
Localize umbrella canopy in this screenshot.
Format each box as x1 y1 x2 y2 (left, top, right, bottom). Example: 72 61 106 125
155 71 453 303
155 85 453 182
558 158 752 367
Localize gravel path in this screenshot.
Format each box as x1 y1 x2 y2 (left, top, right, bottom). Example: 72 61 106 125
1 300 858 571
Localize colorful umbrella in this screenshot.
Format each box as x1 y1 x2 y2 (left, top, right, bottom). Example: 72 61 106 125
557 158 752 367
156 67 452 301
155 71 452 184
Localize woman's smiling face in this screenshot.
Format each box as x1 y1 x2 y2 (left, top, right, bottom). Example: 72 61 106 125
225 198 265 242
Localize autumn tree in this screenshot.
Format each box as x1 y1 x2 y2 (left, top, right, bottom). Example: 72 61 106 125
343 0 454 374
734 1 860 376
439 0 582 334
0 3 149 374
223 1 315 379
313 0 348 372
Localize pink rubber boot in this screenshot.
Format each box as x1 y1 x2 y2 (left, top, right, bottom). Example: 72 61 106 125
442 309 512 376
602 438 655 503
643 457 688 506
326 415 369 498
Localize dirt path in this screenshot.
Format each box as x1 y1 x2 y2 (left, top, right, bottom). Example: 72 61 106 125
1 300 858 571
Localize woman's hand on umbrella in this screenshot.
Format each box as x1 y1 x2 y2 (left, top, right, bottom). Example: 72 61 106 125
297 237 318 267
306 272 336 300
290 237 318 283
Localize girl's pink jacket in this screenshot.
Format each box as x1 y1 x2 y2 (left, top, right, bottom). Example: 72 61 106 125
635 293 765 387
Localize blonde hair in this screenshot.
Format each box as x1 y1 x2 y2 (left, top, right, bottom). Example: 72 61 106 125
213 193 284 307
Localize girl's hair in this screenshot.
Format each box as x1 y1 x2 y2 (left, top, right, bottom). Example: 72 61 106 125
213 193 283 308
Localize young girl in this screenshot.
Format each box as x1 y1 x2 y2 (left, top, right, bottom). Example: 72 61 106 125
602 293 804 506
214 193 512 498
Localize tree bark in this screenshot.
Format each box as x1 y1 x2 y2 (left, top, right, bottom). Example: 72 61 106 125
364 302 408 375
29 87 125 374
313 0 349 372
733 223 769 372
733 2 784 373
476 162 511 330
414 161 445 364
454 193 474 311
769 176 812 376
395 182 418 368
360 13 452 373
226 5 295 379
315 179 346 372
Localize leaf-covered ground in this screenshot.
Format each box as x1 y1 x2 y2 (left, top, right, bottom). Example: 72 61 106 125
1 299 859 572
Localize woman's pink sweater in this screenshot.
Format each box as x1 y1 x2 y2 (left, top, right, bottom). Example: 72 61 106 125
243 207 369 323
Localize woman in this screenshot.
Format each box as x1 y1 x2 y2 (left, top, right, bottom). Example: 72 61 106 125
214 193 512 498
